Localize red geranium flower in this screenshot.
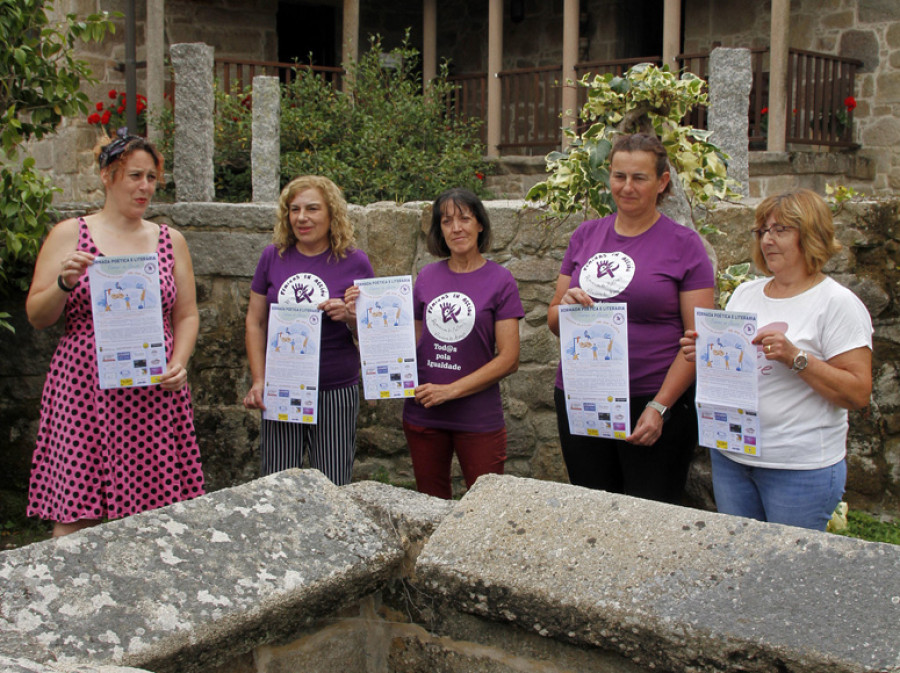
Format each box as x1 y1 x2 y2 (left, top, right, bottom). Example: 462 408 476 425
87 113 101 125
100 110 111 125
475 172 485 180
108 89 117 99
96 102 104 111
761 107 768 115
844 96 857 111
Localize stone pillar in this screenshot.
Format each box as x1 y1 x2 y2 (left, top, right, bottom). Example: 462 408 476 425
708 48 751 197
170 43 215 202
767 0 790 152
486 0 503 158
423 0 437 87
251 76 281 203
342 0 359 94
146 0 165 147
561 0 579 147
662 0 682 71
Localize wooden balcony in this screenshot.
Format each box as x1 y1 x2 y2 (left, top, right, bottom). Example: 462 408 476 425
213 48 861 156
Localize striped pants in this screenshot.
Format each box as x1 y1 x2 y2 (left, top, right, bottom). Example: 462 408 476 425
259 385 360 485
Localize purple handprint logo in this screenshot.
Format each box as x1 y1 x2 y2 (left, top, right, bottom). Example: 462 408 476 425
440 301 462 324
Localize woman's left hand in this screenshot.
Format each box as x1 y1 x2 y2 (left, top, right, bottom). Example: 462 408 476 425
414 382 456 408
753 329 797 367
319 297 353 324
159 362 188 391
626 406 664 446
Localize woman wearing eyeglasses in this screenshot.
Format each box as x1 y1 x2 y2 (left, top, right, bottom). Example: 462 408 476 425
681 189 872 530
25 129 205 537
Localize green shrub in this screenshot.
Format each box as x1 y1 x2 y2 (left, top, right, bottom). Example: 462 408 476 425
213 83 253 202
152 35 489 205
279 34 490 204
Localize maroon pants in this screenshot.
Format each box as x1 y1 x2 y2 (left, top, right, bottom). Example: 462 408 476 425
403 421 507 499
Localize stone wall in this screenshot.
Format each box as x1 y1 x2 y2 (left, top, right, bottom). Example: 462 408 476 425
1 471 898 673
1 199 899 520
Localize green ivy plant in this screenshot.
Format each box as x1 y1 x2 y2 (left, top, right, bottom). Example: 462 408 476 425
0 0 116 331
526 63 742 219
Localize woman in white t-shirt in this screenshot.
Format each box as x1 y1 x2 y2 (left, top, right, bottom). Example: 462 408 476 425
681 189 872 530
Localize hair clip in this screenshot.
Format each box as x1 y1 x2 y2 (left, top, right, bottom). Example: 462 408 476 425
98 127 138 168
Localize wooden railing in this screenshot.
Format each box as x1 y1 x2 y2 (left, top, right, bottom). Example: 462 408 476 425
215 58 343 93
214 48 860 155
786 48 861 147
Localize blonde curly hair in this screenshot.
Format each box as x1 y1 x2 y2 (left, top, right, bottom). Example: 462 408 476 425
273 175 356 259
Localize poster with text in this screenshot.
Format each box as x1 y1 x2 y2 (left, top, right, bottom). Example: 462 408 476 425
355 275 418 399
263 304 322 424
89 253 165 389
694 307 761 456
558 303 630 439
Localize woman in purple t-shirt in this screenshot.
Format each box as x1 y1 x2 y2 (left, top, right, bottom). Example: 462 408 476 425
547 134 715 504
243 176 374 485
403 189 524 499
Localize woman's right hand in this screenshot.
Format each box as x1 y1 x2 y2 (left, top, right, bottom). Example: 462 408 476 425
559 287 595 307
243 382 266 410
59 250 95 289
680 330 699 362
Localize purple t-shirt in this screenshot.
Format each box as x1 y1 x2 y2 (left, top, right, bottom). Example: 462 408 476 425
403 260 524 432
555 214 714 395
250 244 374 389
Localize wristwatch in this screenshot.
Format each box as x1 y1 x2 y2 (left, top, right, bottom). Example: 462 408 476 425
791 350 809 372
646 400 670 422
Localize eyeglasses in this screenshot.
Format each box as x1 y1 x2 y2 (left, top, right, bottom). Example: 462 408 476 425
754 223 797 239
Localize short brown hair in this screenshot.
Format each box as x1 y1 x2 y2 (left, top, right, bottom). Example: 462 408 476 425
274 175 356 259
609 133 671 203
752 189 841 275
426 188 492 257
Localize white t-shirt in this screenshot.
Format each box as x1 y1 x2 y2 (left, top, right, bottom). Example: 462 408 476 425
724 276 872 469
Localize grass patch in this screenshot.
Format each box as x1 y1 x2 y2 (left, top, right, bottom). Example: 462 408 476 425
838 510 900 545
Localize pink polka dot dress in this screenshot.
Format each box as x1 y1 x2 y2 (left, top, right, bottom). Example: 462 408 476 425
27 218 205 523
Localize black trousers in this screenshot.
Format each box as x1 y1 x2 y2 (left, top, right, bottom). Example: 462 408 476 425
554 385 697 505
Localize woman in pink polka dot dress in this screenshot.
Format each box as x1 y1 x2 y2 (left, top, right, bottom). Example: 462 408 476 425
25 130 205 537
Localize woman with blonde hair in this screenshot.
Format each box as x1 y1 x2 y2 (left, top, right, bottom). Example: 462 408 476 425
681 188 872 530
243 175 373 484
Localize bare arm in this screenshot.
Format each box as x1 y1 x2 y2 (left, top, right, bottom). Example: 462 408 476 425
627 287 715 446
755 331 872 410
242 290 269 409
414 318 520 408
158 228 199 391
25 219 91 329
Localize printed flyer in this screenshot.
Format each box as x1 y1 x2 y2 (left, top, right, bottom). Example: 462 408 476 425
558 302 630 439
694 307 761 456
89 253 165 389
355 275 418 399
263 304 322 424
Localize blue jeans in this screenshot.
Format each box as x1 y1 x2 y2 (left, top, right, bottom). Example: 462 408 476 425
710 448 846 531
